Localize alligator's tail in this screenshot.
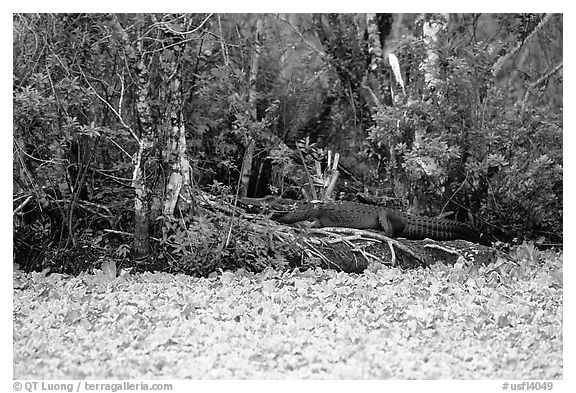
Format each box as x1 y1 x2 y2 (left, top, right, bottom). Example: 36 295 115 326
402 214 479 243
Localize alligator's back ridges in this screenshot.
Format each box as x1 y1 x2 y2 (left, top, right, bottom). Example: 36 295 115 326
316 202 382 229
400 213 479 242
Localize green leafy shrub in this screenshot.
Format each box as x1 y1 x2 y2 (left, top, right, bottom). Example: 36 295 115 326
365 41 562 243
156 213 289 276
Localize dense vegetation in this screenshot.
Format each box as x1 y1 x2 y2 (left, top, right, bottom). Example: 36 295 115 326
13 13 562 275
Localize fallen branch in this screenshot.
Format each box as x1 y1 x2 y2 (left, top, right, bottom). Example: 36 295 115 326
307 227 422 264
424 243 463 257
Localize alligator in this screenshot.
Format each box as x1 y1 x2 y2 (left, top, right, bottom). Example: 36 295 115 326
240 196 480 243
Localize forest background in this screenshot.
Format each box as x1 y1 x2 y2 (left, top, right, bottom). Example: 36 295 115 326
12 13 563 276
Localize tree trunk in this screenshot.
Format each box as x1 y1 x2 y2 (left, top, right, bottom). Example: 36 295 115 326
413 14 448 182
161 23 193 218
365 13 393 108
239 16 263 199
420 14 447 94
130 27 156 260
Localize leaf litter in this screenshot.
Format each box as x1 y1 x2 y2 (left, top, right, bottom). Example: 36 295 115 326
13 251 562 379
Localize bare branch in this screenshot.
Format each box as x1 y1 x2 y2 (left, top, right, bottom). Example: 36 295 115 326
13 195 34 216
492 13 554 77
522 61 563 109
275 13 328 59
79 67 140 144
159 13 213 36
530 61 563 89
